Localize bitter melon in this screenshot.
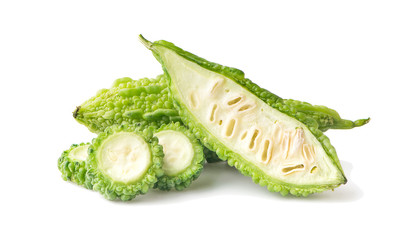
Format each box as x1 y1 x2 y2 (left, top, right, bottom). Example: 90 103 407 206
58 143 93 189
140 35 353 196
151 122 205 191
87 123 164 201
74 75 179 133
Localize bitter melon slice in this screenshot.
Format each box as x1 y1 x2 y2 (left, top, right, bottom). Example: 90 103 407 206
87 124 163 201
58 143 92 188
151 122 205 191
140 35 348 196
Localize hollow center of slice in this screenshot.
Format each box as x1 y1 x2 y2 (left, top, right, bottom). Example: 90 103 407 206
68 144 90 161
98 132 151 183
155 130 194 176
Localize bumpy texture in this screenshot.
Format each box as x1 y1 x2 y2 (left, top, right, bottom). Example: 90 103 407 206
74 75 178 133
58 143 93 189
281 99 370 132
140 35 357 196
150 122 205 191
87 123 164 201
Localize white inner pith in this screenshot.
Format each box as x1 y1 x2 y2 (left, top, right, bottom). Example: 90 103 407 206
155 130 194 176
163 50 342 185
98 132 151 183
68 144 90 161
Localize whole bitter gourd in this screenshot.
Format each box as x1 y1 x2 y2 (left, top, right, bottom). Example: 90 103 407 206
150 122 205 191
73 75 179 133
58 143 93 189
87 123 164 201
140 35 357 196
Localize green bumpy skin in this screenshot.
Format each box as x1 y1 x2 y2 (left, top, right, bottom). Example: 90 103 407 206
150 122 205 191
74 74 178 133
281 99 370 132
140 35 355 196
87 124 164 201
58 143 93 189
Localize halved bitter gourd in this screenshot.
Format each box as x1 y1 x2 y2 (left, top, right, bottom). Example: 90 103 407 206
87 123 164 201
58 143 93 189
150 122 205 191
140 35 349 196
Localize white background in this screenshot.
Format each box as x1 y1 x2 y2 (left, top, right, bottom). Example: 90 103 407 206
1 0 412 239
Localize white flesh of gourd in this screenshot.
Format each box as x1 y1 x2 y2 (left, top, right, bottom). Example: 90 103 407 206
154 130 194 176
161 50 343 185
98 132 151 183
68 144 90 162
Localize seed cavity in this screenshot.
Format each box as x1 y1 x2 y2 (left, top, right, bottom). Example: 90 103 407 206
310 166 317 173
210 78 224 94
249 129 260 150
282 164 304 174
302 144 315 163
225 119 237 137
227 96 242 106
261 139 273 164
290 128 305 154
272 122 283 143
241 131 248 140
238 104 253 112
281 132 291 159
189 92 199 109
209 104 218 122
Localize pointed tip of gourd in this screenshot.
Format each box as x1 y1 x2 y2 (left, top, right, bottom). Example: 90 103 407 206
354 117 371 127
73 106 81 118
138 34 153 50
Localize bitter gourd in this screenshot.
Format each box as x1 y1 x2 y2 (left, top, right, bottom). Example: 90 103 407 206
87 123 164 201
150 122 205 191
58 143 93 189
74 75 179 133
140 35 352 196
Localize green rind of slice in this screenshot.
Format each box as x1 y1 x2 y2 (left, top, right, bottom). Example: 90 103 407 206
58 143 93 189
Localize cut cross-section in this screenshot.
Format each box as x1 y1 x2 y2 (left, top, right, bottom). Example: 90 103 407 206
155 130 194 176
98 132 151 183
87 124 163 201
68 144 89 162
58 143 91 188
151 122 205 191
